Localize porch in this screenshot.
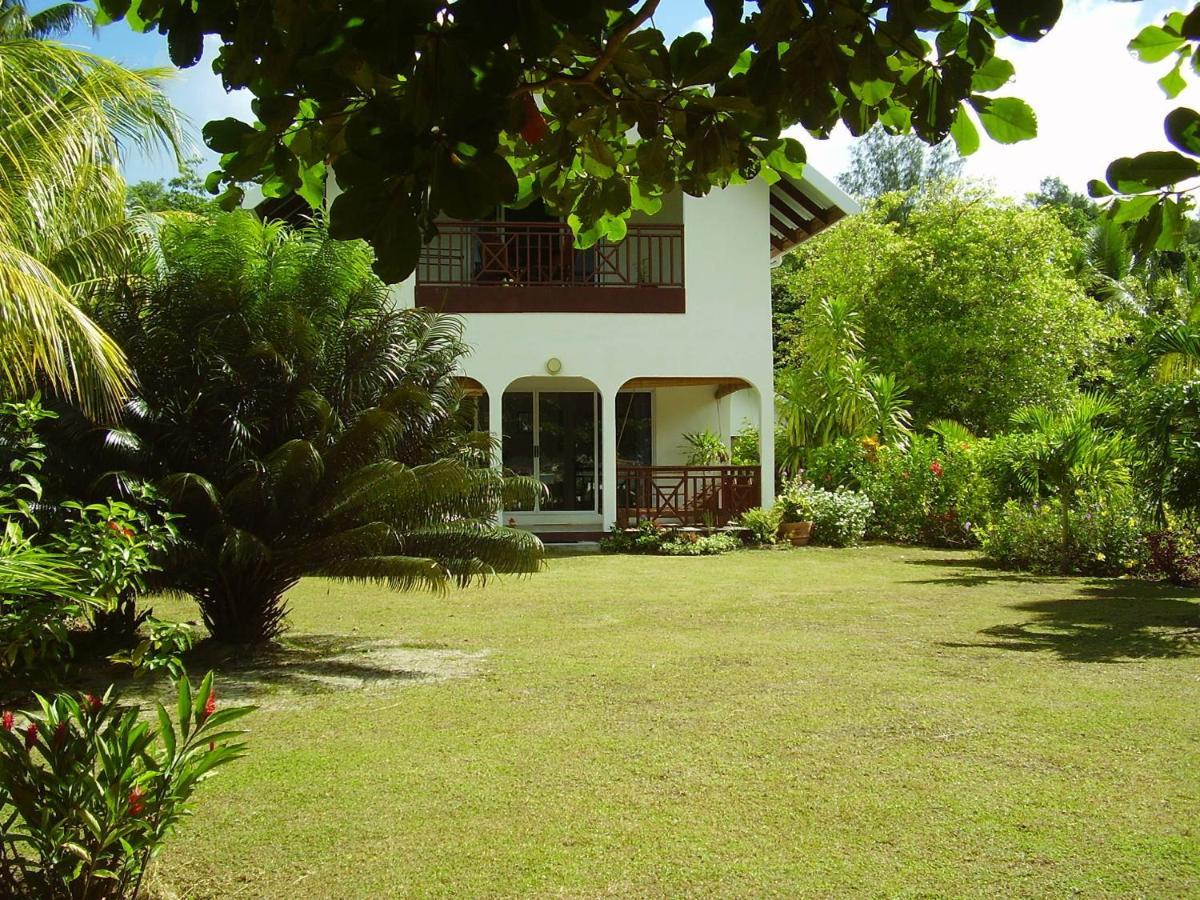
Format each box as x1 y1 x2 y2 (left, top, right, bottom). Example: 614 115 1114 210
464 373 774 537
615 464 760 528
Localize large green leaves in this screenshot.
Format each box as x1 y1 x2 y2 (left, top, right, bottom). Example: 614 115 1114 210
992 0 1062 41
95 0 1055 281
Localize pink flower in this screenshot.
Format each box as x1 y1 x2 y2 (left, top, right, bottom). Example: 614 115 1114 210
2 711 13 731
24 723 38 750
202 692 217 722
128 787 145 816
85 694 102 715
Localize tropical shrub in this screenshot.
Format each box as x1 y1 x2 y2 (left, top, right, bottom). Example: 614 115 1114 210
774 294 914 473
0 673 251 899
730 420 759 466
679 430 730 465
980 495 1149 577
778 479 872 547
1145 529 1200 586
600 524 742 556
0 399 177 680
659 532 742 556
1000 393 1132 571
85 214 542 645
733 506 781 546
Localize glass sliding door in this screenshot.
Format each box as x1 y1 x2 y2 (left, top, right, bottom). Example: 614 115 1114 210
501 392 536 511
502 391 598 513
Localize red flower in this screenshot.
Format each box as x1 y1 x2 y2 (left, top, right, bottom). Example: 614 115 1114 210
121 527 135 539
85 694 102 715
2 711 12 731
106 520 121 532
24 723 38 750
128 787 145 816
519 93 547 144
930 460 944 478
202 692 217 722
53 722 68 747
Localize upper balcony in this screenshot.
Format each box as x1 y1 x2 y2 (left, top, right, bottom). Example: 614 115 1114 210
414 220 685 314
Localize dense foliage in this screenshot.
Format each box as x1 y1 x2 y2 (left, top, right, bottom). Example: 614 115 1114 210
776 187 1111 434
95 0 1071 282
777 478 873 547
601 523 742 556
0 8 182 416
81 213 542 644
0 674 251 899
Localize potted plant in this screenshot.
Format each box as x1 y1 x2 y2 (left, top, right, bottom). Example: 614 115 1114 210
777 480 816 546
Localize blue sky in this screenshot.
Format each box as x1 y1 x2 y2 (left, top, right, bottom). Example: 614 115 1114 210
42 0 1192 196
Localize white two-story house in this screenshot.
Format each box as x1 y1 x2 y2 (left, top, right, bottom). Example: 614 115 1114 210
389 168 857 541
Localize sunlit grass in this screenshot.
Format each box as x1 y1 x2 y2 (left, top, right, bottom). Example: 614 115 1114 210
147 546 1200 897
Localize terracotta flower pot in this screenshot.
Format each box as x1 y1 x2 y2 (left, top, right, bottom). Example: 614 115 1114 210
780 521 813 547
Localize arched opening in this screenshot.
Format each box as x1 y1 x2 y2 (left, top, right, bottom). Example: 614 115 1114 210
612 376 769 528
499 376 603 528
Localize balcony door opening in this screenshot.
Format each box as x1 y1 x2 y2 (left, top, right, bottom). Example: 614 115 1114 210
503 390 598 515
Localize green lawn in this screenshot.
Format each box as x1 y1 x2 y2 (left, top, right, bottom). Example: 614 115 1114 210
146 546 1200 898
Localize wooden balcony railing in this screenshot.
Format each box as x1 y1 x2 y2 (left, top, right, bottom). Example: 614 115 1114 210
616 465 760 528
415 221 686 313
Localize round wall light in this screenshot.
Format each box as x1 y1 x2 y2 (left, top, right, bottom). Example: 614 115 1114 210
545 357 563 375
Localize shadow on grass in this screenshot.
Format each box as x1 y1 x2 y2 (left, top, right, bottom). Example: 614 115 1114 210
903 555 1067 588
944 578 1200 663
176 634 484 702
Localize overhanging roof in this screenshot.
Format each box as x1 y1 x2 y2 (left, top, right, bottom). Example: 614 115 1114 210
769 166 859 259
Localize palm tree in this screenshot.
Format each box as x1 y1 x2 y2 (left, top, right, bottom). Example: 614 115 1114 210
0 1 95 39
776 296 913 471
87 213 542 644
0 19 183 417
1006 392 1131 570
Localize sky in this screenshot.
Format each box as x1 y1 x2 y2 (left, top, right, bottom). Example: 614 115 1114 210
45 0 1197 197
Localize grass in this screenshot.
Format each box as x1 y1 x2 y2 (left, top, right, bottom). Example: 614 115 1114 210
145 546 1200 898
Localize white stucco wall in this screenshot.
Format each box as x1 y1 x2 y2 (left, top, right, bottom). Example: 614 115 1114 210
391 181 780 526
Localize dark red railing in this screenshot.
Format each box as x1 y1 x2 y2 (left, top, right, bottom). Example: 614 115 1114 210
616 465 760 528
417 221 684 289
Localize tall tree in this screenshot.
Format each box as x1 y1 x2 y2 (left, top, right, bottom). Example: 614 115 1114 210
87 213 541 644
0 20 183 416
775 187 1112 433
97 0 1062 281
838 125 963 201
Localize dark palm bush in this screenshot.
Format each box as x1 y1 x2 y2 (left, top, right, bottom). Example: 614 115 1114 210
88 212 541 644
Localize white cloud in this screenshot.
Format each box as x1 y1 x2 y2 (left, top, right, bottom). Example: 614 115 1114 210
792 0 1198 197
692 15 713 36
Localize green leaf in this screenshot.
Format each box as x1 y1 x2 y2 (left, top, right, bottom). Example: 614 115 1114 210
970 56 1016 92
970 96 1037 143
1111 194 1158 224
1165 106 1200 156
202 118 255 154
176 675 192 740
1130 25 1186 63
949 105 980 155
763 138 806 179
1157 197 1187 250
1086 179 1113 198
1106 150 1200 193
1159 62 1188 99
992 0 1062 41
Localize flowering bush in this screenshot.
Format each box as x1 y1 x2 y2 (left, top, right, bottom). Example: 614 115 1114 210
980 495 1149 576
0 399 178 681
0 672 252 899
778 479 873 547
659 532 742 556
